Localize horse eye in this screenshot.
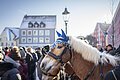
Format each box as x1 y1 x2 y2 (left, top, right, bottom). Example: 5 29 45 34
57 46 63 49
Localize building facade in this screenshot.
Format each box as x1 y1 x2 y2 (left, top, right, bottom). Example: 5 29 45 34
19 15 56 48
0 27 19 48
107 2 120 48
93 23 110 48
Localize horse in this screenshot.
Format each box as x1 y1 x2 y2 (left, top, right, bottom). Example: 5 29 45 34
37 44 80 80
40 29 120 80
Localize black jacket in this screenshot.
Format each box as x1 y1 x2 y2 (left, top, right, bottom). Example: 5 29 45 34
0 62 21 80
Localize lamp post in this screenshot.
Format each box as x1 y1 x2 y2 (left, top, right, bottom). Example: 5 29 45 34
62 8 70 34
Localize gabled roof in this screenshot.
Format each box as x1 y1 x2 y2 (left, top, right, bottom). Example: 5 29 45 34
2 27 20 40
20 15 56 29
97 23 110 34
112 1 120 21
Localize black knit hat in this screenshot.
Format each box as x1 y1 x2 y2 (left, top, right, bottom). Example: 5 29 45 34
106 44 113 48
43 45 50 52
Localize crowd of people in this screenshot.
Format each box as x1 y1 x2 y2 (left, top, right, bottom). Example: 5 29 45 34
0 45 49 80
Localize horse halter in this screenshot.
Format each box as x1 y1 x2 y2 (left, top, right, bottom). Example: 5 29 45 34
48 43 72 64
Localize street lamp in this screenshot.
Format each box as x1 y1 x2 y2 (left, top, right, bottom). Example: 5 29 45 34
62 8 70 34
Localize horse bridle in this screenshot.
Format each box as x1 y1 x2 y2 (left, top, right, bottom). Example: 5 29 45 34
48 43 72 64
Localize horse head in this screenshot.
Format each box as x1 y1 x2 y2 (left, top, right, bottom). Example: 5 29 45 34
40 29 72 79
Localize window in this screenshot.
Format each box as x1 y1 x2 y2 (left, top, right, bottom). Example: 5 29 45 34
28 22 33 28
6 43 8 46
27 30 32 36
5 37 7 41
39 30 44 36
1 42 3 46
21 30 26 36
40 21 46 27
33 37 38 43
21 37 26 43
45 30 50 36
34 22 39 28
33 30 38 36
27 37 32 43
45 37 50 43
39 37 44 43
0 38 1 41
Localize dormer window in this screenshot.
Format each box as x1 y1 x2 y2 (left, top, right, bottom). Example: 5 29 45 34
40 21 46 28
28 22 33 28
34 22 39 28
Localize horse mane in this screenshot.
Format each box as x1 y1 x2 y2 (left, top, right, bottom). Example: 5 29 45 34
69 36 119 66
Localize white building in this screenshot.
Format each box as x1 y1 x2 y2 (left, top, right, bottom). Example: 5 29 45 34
0 27 19 48
19 15 56 48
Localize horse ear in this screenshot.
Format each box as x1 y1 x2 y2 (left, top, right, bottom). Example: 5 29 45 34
61 29 67 39
56 31 62 37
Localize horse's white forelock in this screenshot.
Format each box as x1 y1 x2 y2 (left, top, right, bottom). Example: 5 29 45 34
69 36 119 66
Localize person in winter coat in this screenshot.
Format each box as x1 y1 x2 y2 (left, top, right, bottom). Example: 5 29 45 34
0 51 21 80
0 62 21 80
8 46 28 80
41 45 50 56
26 47 38 80
35 47 42 61
106 44 116 56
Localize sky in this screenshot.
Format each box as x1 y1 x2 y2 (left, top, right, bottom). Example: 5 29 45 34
0 0 120 37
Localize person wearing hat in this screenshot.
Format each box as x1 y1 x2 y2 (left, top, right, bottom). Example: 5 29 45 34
106 44 116 56
41 45 50 56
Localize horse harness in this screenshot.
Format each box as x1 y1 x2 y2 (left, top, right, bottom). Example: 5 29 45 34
111 70 117 80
